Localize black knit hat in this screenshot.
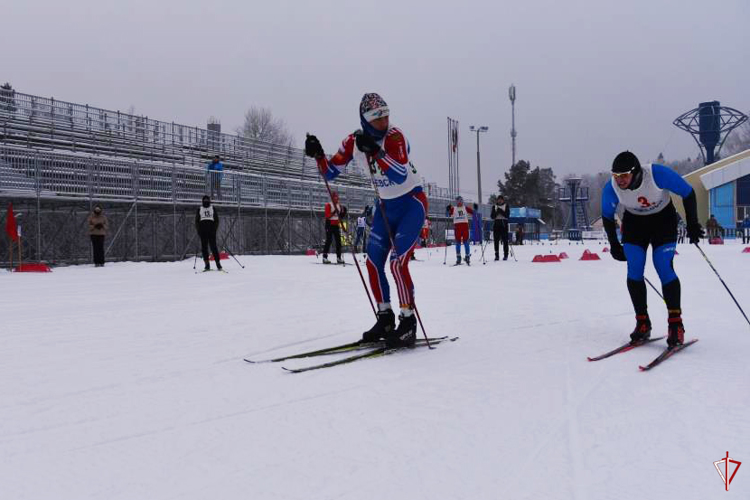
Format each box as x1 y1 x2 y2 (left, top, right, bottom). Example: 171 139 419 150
612 151 641 174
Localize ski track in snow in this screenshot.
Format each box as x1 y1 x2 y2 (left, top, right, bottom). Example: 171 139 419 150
1 241 749 499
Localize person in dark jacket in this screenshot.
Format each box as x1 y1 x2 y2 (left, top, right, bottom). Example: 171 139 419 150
742 215 750 244
491 196 509 260
195 195 222 271
87 204 109 267
322 192 347 264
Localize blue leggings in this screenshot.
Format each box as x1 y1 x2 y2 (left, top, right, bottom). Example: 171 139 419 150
366 191 427 306
455 240 470 256
624 243 678 285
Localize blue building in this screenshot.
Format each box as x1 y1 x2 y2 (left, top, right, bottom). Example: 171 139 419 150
678 149 750 234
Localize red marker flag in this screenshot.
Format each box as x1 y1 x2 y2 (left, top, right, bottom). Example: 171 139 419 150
6 203 18 242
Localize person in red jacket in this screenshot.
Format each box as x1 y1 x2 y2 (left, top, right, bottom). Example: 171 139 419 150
322 192 346 264
447 196 473 265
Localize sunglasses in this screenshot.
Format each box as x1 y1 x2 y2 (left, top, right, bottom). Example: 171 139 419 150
612 169 634 178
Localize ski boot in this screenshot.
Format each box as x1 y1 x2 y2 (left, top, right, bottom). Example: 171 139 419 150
336 256 345 265
385 312 417 348
629 314 652 344
495 254 500 261
465 254 471 266
667 312 685 348
362 308 396 343
203 260 211 272
322 256 331 264
455 255 462 265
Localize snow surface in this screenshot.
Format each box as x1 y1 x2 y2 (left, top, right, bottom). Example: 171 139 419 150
2 241 749 500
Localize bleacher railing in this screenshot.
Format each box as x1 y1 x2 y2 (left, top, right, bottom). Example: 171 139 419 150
0 144 452 217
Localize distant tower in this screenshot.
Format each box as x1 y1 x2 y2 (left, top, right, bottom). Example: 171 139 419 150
673 101 747 165
207 117 221 152
559 178 590 230
509 84 517 167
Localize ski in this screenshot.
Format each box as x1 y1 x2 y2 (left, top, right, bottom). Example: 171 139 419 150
587 336 665 362
282 337 459 373
638 338 699 371
244 336 451 364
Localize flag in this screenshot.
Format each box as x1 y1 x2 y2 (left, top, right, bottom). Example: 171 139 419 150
6 203 18 242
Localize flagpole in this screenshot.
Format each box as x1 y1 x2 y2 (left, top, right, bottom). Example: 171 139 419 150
8 236 12 271
18 234 22 271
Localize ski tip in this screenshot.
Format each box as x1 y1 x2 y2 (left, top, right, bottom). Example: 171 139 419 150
638 366 648 372
281 366 300 373
586 357 594 362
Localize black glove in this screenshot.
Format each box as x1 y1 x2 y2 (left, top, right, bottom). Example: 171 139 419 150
609 243 626 261
687 223 704 244
354 130 380 155
304 134 324 159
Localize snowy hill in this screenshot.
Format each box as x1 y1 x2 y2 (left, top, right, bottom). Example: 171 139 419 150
2 241 748 499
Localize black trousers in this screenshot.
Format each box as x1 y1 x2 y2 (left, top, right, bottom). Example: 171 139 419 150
91 235 105 265
200 229 221 267
493 223 509 258
324 224 342 258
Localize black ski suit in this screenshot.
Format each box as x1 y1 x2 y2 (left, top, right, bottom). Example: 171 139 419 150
196 204 221 269
491 202 510 259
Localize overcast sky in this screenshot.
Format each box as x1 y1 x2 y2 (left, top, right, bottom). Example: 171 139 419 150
3 0 748 201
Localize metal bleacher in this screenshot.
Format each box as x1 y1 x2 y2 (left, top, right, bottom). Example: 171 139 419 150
0 88 451 216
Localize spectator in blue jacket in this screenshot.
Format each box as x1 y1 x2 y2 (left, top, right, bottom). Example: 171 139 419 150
742 215 750 244
206 155 224 199
470 203 483 244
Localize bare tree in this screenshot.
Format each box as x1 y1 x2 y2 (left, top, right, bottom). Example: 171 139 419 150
236 106 295 146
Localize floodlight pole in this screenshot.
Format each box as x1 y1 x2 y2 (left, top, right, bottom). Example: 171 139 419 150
469 125 488 211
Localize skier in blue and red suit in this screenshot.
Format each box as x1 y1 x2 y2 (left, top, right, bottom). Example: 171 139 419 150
601 151 704 348
304 93 427 347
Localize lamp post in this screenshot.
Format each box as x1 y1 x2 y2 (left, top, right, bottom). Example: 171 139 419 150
469 125 488 213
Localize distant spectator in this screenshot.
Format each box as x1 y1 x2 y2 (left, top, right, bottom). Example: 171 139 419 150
355 209 368 254
677 218 686 244
87 204 108 267
470 203 483 245
742 215 750 245
706 214 720 239
515 223 525 245
491 195 510 260
322 192 346 264
206 155 224 199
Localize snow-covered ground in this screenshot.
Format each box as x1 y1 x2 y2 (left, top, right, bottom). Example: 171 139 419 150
2 240 749 500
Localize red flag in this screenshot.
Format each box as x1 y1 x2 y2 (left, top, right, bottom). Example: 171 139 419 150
6 203 18 242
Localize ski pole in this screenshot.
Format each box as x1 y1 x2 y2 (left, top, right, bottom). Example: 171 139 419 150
694 243 750 327
443 233 448 265
223 246 245 269
366 159 432 348
644 276 664 301
310 135 376 317
193 249 198 270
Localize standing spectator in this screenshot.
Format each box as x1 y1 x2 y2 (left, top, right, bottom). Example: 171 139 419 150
206 155 224 200
677 218 686 244
705 214 719 239
354 210 368 254
195 195 222 272
87 204 108 267
515 222 525 245
742 214 750 245
470 203 483 245
323 192 346 264
447 196 474 265
491 195 510 260
420 216 431 248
